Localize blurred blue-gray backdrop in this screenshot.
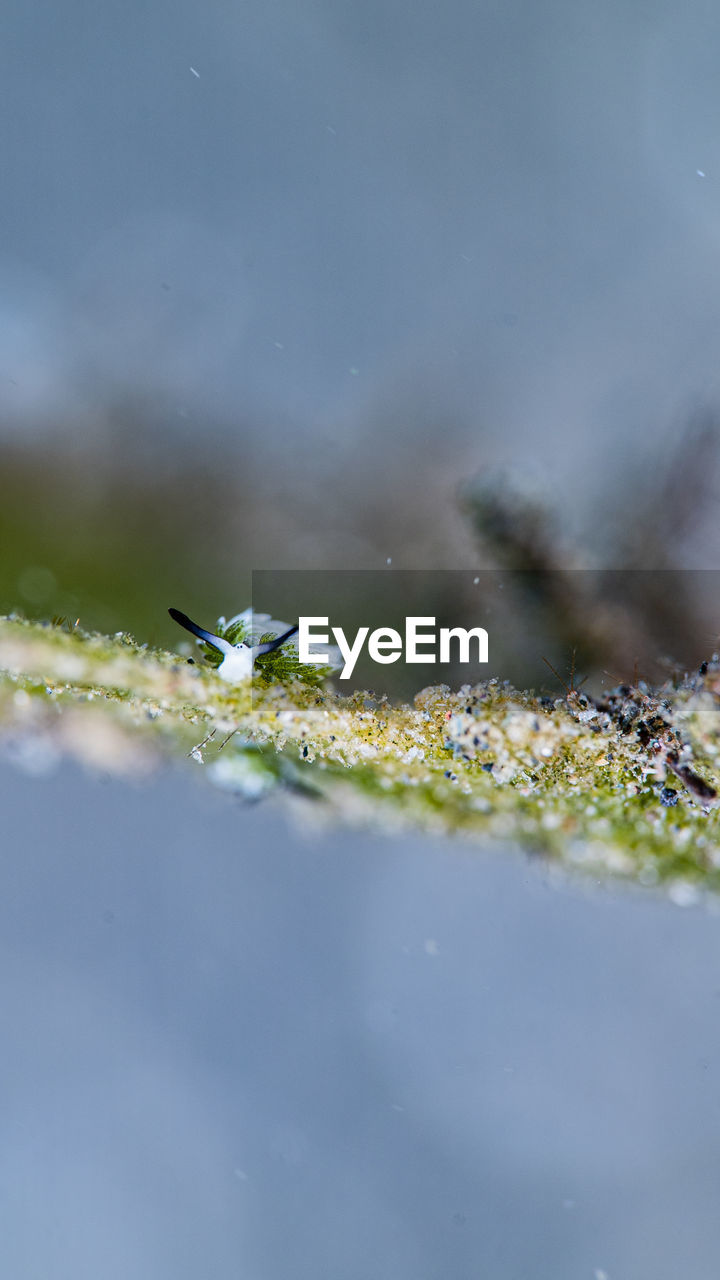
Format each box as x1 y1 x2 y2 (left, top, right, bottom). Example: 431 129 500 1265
4 0 720 636
3 759 720 1280
5 8 720 1275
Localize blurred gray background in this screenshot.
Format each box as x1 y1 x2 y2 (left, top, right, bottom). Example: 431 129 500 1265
3 758 720 1280
4 0 720 636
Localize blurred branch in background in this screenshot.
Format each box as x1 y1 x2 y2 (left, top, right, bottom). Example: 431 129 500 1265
2 400 720 692
463 412 720 687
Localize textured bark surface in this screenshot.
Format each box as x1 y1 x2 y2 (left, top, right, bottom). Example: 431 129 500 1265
2 615 719 899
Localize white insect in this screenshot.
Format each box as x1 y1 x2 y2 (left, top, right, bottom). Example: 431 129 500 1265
169 607 299 682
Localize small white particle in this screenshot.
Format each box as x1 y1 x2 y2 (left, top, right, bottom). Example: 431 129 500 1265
424 938 439 956
594 1270 609 1280
190 66 200 78
274 341 284 349
6 734 61 777
697 169 706 178
638 862 659 887
668 880 700 908
473 576 480 585
349 366 359 376
386 557 392 565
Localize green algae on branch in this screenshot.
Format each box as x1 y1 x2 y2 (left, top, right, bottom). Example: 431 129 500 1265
1 613 720 897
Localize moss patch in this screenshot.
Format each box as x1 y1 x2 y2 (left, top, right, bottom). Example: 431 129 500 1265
1 614 719 899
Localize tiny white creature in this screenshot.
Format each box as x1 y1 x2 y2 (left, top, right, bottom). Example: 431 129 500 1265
169 607 299 682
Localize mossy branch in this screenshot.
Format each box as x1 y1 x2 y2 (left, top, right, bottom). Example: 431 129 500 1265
2 615 720 900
